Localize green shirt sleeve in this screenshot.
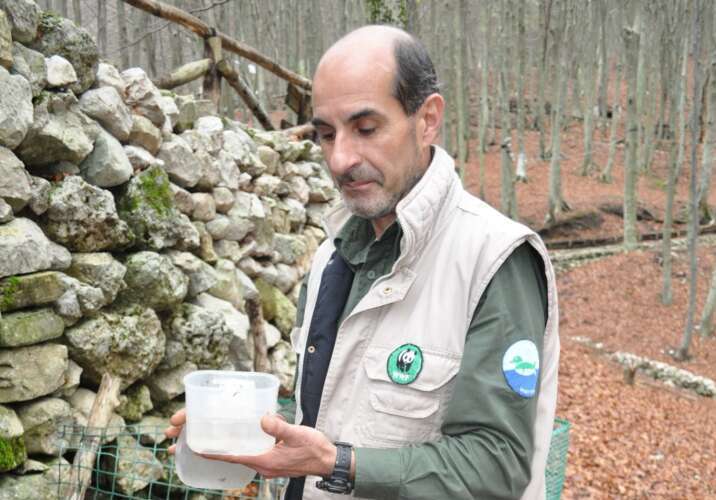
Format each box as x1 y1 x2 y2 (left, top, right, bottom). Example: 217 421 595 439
354 242 548 500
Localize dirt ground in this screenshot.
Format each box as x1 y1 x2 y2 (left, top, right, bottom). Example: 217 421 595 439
463 124 716 499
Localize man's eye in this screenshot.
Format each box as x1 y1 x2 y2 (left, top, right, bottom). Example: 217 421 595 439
319 132 335 142
358 128 375 136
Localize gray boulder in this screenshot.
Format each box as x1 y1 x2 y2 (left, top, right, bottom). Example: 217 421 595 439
162 303 232 370
52 359 82 398
0 457 71 499
145 361 196 402
212 186 234 213
0 146 31 212
0 198 11 222
207 259 243 308
131 415 169 446
65 305 165 390
27 175 50 215
116 165 199 250
30 11 98 94
121 67 165 127
0 271 65 312
68 387 125 444
157 135 201 188
95 61 125 95
129 113 162 155
124 144 163 171
166 250 217 298
11 42 46 97
15 91 96 168
45 54 77 87
42 175 134 251
116 384 152 423
190 192 216 222
119 251 188 311
0 343 68 403
66 252 126 304
273 233 308 265
15 396 71 455
216 148 240 189
0 218 70 279
0 10 10 69
0 404 25 472
169 182 193 215
194 220 218 264
174 95 215 132
101 434 164 495
269 340 297 396
79 129 133 187
193 292 252 371
79 86 133 141
57 273 107 316
0 308 64 347
0 66 33 149
0 0 39 44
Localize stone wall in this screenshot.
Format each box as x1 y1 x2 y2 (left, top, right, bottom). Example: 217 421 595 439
0 2 336 496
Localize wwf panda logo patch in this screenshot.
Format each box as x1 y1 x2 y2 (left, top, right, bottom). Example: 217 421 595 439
387 344 423 385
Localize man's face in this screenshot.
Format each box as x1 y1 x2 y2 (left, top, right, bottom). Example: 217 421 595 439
312 50 425 221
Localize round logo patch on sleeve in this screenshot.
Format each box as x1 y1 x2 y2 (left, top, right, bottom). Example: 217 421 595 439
502 340 540 398
387 344 423 385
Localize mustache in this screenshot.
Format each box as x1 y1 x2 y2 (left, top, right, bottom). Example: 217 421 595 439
335 164 384 187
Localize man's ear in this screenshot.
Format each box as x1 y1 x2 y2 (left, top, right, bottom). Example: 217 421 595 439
417 93 444 147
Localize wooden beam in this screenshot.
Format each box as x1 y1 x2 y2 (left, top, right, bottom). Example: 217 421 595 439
153 58 211 89
217 59 274 131
122 0 312 91
245 296 270 374
63 373 122 500
282 122 316 141
203 35 223 110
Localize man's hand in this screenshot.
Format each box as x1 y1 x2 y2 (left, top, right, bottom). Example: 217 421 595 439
200 414 338 479
164 408 186 455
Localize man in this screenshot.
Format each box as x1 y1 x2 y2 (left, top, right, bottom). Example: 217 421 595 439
167 25 559 500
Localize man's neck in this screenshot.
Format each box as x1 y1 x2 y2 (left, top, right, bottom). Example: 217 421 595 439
371 213 397 240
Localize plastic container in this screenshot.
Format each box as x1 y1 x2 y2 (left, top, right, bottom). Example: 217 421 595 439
174 426 258 490
183 370 280 455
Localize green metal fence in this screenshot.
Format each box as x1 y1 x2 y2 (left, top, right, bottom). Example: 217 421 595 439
54 418 570 499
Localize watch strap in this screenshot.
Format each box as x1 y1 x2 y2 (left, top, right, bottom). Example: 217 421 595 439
315 441 354 494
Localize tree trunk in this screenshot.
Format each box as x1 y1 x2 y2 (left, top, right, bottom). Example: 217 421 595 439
515 0 528 183
453 0 467 180
579 4 598 176
675 1 705 361
72 0 81 25
597 0 609 131
600 58 623 183
97 0 107 55
698 57 716 224
536 0 552 160
662 32 690 306
546 2 570 224
477 1 490 199
116 0 130 70
622 26 641 250
699 267 716 337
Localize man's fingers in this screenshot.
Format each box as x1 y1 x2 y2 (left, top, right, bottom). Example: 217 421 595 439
167 444 176 455
260 414 296 443
169 408 186 426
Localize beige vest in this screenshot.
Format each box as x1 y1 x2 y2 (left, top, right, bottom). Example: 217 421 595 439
290 146 560 500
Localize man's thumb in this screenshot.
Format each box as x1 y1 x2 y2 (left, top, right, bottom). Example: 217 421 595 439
261 414 296 442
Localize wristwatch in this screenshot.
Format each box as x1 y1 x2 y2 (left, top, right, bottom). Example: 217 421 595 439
315 441 354 494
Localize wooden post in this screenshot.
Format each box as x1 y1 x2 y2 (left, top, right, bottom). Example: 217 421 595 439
245 296 270 373
121 0 312 90
217 59 274 131
153 58 212 89
203 34 223 111
63 373 122 500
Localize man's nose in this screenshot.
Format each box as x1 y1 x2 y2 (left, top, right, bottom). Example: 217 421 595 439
328 132 361 177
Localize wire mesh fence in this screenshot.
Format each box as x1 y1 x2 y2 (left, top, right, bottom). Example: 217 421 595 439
52 418 570 499
546 418 571 500
54 422 285 499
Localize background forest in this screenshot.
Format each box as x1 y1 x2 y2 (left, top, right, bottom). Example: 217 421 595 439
27 0 716 497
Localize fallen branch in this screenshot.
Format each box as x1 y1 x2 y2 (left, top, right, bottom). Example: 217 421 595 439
217 59 274 131
122 0 311 90
153 58 211 89
63 373 122 500
282 122 315 140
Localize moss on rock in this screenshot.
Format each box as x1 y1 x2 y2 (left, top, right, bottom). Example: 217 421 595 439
0 435 26 472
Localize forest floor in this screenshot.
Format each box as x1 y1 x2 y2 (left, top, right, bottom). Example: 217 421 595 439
463 123 716 499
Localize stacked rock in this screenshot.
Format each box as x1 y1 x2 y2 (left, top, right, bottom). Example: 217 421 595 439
0 2 336 497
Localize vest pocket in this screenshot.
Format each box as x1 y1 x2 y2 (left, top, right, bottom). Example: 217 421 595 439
356 347 461 447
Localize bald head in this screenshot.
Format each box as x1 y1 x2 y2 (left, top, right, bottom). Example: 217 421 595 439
315 25 439 116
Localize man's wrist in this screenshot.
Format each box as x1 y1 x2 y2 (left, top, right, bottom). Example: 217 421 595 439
321 442 338 477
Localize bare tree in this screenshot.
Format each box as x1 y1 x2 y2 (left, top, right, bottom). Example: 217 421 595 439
622 24 641 250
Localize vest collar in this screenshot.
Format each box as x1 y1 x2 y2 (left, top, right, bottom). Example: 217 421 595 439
323 145 461 267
